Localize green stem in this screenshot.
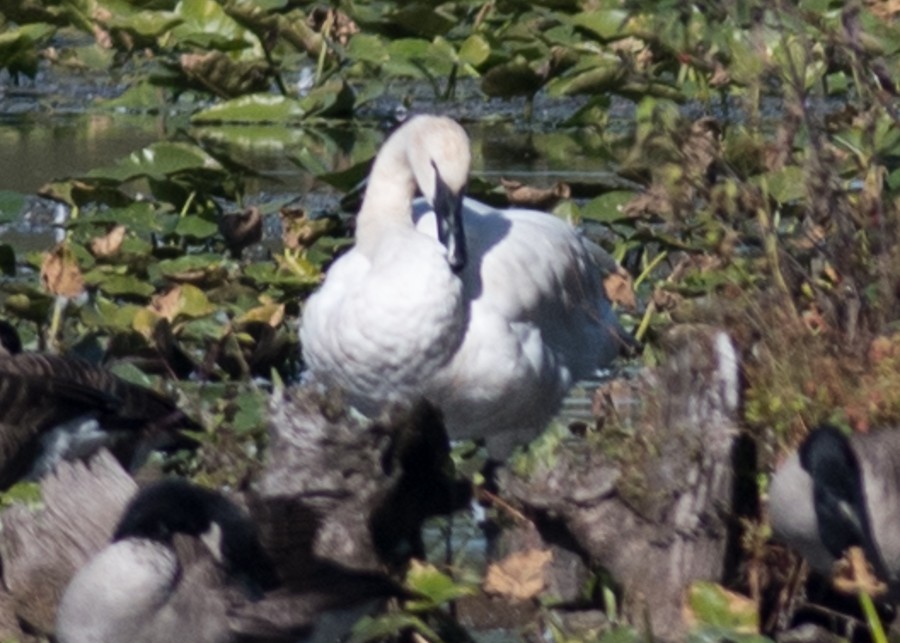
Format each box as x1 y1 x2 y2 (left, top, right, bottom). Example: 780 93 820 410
859 591 887 643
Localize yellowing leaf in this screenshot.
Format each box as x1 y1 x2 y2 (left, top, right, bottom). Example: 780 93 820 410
483 549 552 601
40 243 85 298
90 225 126 258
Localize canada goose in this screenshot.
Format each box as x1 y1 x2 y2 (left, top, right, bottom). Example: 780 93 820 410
300 115 628 459
55 477 280 643
0 320 195 487
768 424 900 596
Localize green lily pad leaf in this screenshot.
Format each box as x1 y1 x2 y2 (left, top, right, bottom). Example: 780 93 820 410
87 142 222 183
171 0 260 56
231 389 268 434
384 37 454 79
192 94 308 124
175 214 219 239
581 191 635 223
754 166 805 204
0 481 42 510
84 202 177 236
101 82 167 112
686 581 758 632
348 613 439 643
298 78 355 118
105 10 182 38
156 254 227 285
3 289 54 323
390 3 456 38
155 283 217 319
346 33 389 65
545 54 626 96
118 236 154 257
315 156 373 192
0 191 24 223
79 298 143 331
106 360 158 389
458 34 490 67
179 316 229 342
243 259 320 290
404 560 478 611
0 22 56 78
571 10 630 40
0 245 15 276
83 270 156 298
481 56 543 98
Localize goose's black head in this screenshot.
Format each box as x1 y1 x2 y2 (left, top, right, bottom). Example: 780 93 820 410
114 478 279 597
799 424 873 562
0 320 22 355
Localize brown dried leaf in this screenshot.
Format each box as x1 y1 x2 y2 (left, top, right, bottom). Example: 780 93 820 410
150 287 183 322
307 7 359 45
280 206 338 250
40 243 85 298
604 268 636 310
236 302 285 328
90 225 126 258
483 549 552 601
832 546 888 597
219 207 262 257
501 178 571 210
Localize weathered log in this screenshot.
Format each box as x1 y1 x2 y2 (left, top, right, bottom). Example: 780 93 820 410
501 324 742 640
0 449 137 635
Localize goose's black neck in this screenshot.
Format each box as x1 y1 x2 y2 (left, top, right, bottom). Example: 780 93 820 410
800 425 878 567
114 479 279 595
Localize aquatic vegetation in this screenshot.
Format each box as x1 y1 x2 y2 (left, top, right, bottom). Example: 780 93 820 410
1 0 900 639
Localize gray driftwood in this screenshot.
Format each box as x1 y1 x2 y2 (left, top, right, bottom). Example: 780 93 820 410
501 324 742 640
0 449 137 636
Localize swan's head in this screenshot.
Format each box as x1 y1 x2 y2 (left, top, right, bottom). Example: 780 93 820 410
404 116 470 273
114 478 279 598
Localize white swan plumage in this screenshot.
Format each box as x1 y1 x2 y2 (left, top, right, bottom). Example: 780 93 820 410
300 115 627 458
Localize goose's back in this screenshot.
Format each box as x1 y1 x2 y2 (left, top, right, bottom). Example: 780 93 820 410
300 226 467 412
852 430 900 591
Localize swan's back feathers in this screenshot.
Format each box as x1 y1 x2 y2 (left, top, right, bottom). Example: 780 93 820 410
413 198 624 453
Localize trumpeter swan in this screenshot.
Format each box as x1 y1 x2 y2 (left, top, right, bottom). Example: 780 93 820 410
300 115 627 459
769 424 900 598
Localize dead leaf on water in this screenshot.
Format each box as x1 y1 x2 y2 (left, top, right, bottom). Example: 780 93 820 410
483 548 552 601
150 286 183 322
90 225 126 258
280 206 338 250
604 268 636 310
40 243 85 298
501 178 571 210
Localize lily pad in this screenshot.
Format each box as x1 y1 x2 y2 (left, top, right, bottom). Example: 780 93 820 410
87 142 223 183
192 94 308 124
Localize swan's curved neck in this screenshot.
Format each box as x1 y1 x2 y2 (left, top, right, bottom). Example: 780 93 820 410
355 129 419 253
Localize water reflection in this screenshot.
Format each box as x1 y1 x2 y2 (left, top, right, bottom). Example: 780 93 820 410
0 113 163 193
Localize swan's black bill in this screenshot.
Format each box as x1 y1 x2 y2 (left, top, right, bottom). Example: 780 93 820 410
433 164 467 273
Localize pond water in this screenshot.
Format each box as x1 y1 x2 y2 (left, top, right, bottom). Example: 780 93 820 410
0 114 624 192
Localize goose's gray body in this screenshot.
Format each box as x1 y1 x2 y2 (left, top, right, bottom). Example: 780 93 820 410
300 115 627 459
769 425 900 596
55 479 278 643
